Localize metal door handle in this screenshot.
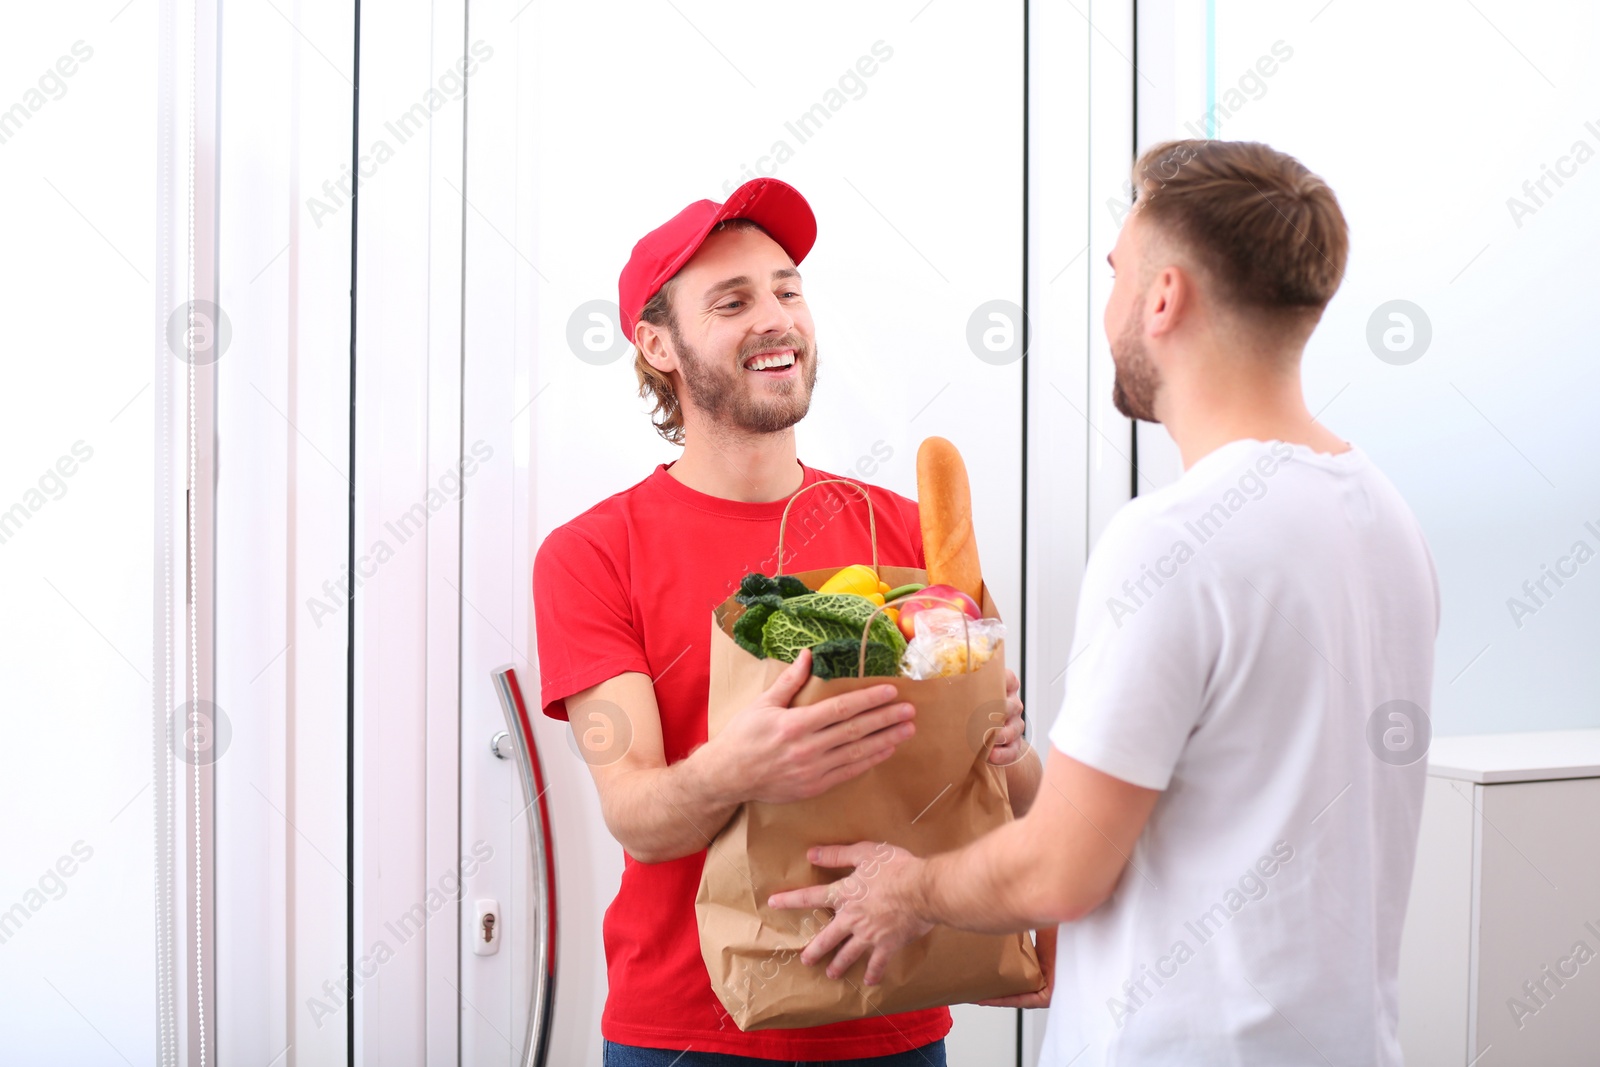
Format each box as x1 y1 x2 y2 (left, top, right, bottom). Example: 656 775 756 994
491 666 557 1067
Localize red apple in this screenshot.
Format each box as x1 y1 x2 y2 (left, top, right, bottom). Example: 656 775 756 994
896 584 981 640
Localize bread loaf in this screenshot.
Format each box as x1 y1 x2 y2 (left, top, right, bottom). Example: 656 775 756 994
916 436 983 604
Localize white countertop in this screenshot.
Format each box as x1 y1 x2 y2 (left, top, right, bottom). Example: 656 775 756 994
1427 729 1600 784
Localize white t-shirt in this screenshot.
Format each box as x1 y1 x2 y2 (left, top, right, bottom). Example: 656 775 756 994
1041 438 1440 1067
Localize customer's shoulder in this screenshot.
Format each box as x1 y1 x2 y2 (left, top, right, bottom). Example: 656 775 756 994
1119 439 1302 518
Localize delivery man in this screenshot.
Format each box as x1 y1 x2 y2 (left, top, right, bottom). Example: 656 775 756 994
532 178 1044 1065
770 140 1441 1066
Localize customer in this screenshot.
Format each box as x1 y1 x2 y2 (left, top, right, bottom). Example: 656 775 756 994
770 140 1441 1067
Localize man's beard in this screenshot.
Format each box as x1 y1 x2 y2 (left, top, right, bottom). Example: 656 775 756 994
672 328 819 436
1110 302 1161 423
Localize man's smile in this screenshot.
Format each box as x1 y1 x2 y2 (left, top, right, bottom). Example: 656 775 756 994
742 347 799 375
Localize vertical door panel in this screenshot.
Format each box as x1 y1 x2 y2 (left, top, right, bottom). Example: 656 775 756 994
352 1 471 1064
213 1 359 1063
460 1 545 1063
1020 0 1100 1060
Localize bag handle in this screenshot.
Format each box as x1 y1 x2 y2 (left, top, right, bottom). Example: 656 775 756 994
775 478 879 577
776 477 974 678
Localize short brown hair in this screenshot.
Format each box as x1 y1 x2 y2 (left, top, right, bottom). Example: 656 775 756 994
632 218 771 445
1130 140 1347 326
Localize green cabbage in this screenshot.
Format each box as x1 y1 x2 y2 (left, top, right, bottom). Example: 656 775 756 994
760 609 861 659
780 594 905 654
730 572 812 658
809 637 903 679
736 572 812 603
728 575 907 679
731 594 784 657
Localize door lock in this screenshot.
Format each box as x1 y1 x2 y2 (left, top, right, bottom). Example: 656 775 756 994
473 899 501 956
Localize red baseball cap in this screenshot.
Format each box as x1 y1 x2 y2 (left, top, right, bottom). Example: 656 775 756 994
618 178 817 345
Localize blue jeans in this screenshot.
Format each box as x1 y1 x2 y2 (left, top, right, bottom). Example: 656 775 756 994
601 1038 947 1067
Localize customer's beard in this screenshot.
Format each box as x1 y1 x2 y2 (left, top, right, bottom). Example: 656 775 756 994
1110 307 1162 423
674 330 819 436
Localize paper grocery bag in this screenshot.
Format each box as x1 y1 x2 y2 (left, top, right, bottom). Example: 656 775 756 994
694 481 1043 1031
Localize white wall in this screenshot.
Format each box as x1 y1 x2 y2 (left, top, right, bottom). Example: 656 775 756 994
1133 0 1600 737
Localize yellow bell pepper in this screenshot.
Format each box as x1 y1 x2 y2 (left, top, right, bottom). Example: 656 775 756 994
818 564 882 599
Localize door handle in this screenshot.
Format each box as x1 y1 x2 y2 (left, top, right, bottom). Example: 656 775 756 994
491 665 557 1067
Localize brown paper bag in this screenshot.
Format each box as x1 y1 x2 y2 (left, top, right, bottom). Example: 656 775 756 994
695 480 1044 1031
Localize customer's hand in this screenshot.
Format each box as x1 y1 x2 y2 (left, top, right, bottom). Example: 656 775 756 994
709 648 917 805
768 841 935 986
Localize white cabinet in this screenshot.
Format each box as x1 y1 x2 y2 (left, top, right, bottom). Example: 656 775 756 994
1399 730 1600 1066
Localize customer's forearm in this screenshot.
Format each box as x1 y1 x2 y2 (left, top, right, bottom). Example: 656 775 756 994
915 818 1066 934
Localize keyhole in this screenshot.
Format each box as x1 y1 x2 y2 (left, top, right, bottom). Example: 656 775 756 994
482 912 496 944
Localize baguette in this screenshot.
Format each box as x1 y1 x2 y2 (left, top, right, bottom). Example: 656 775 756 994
916 436 983 605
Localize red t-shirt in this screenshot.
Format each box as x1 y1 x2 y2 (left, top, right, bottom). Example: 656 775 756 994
531 459 949 1058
